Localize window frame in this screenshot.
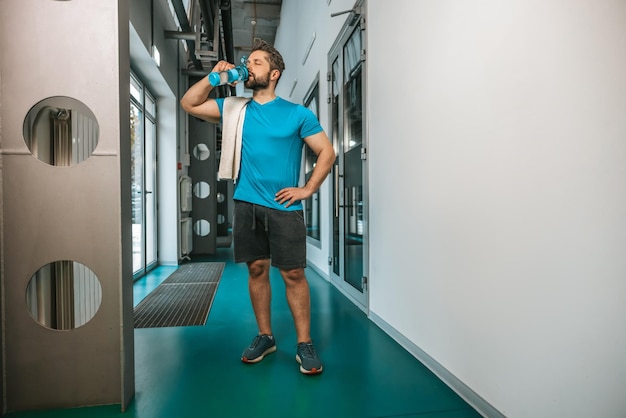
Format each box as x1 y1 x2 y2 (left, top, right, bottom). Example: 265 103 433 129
303 75 322 245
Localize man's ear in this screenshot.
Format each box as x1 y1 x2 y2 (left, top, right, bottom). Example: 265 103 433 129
270 69 280 81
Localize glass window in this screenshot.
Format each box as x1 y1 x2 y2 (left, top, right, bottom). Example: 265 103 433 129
130 73 158 277
343 28 363 152
344 27 361 80
130 75 142 103
145 92 156 118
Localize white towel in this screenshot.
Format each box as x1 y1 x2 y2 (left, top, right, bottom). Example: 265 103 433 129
218 97 250 180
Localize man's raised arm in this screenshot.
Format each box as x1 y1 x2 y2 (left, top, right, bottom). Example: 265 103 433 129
180 60 235 123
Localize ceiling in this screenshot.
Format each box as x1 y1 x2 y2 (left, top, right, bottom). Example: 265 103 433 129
171 0 282 75
229 0 282 61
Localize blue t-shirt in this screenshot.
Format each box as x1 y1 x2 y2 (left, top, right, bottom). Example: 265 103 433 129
216 96 323 211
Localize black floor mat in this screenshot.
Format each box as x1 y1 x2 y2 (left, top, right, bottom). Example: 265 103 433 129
134 262 225 328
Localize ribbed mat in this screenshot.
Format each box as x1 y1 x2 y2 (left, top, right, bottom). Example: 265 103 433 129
134 262 225 328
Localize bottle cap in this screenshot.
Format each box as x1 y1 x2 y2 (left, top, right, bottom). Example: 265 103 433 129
208 72 222 86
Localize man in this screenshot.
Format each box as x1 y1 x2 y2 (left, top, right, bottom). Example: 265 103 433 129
180 40 335 374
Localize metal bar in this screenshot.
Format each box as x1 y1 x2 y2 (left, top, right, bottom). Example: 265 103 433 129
242 0 281 4
198 0 213 36
165 30 197 40
182 69 211 76
220 0 235 63
170 0 203 70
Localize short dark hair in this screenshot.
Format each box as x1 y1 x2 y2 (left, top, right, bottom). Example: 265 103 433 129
251 39 285 83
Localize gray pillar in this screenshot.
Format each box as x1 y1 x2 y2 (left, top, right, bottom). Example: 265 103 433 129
0 0 134 412
188 78 218 255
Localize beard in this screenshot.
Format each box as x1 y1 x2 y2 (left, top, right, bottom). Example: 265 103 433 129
244 71 271 90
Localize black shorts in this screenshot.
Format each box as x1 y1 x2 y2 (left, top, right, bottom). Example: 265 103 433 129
233 200 307 270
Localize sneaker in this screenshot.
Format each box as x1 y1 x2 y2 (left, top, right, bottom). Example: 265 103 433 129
296 341 323 374
241 334 277 363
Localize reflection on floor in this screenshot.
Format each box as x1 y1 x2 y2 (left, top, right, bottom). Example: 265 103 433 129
6 248 481 418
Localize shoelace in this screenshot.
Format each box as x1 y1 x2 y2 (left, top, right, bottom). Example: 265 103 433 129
298 343 317 359
249 336 263 349
250 335 271 349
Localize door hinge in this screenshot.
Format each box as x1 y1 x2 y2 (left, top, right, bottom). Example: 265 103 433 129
361 147 367 160
328 256 333 266
362 276 368 290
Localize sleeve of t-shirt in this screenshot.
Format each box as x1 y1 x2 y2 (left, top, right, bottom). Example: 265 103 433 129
298 105 324 138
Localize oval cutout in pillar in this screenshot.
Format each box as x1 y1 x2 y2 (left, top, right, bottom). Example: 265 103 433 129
23 96 99 166
193 181 210 199
194 219 211 237
25 261 103 330
192 143 210 161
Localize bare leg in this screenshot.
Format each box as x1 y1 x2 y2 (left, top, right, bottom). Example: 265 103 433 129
247 259 272 335
279 267 311 343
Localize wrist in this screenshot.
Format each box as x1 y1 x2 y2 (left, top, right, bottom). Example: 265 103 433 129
302 184 316 196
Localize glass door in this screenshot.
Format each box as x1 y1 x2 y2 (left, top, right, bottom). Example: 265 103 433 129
130 94 144 274
329 9 368 310
144 93 157 269
130 75 158 278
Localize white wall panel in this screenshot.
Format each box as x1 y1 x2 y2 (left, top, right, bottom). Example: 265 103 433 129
367 1 626 417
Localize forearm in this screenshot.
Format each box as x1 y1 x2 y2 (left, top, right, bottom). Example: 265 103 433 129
274 146 335 208
303 147 336 195
180 77 214 112
180 60 234 122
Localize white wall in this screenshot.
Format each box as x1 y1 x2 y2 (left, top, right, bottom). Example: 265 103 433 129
367 1 626 417
130 0 187 265
274 0 356 276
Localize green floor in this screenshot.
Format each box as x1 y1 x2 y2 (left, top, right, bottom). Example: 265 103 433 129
6 248 481 418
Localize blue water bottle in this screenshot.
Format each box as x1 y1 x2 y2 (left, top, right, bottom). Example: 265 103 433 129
208 56 249 86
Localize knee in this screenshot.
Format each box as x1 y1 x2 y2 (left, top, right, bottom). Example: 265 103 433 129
248 259 269 279
280 268 306 284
